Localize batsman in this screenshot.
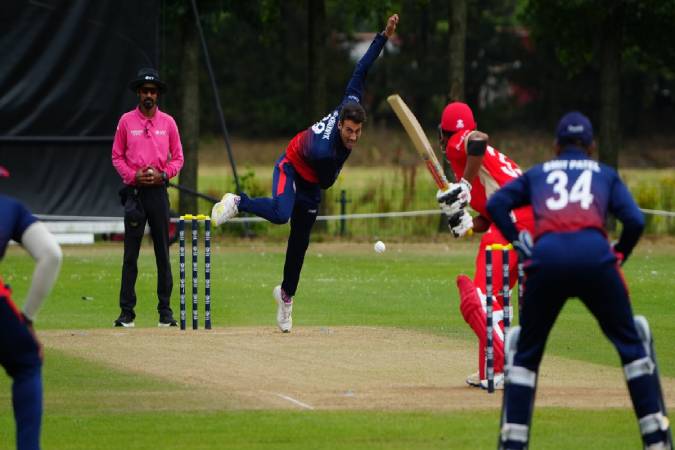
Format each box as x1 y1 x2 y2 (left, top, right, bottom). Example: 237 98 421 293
488 111 671 449
436 102 535 389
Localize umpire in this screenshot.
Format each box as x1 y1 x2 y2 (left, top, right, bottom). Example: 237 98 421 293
487 111 670 449
111 68 184 327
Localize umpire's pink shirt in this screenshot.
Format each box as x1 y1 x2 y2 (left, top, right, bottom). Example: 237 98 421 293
112 106 184 185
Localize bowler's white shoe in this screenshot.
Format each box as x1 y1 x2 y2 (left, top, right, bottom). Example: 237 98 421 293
481 372 505 390
465 371 481 388
273 285 293 333
211 193 240 226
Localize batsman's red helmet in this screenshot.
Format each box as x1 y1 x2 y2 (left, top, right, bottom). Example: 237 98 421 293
440 102 476 133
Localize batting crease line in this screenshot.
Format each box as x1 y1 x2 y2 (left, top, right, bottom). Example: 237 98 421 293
276 393 315 410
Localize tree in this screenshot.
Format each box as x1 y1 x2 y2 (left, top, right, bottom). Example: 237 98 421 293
308 0 327 121
447 0 467 101
521 0 675 168
179 13 200 214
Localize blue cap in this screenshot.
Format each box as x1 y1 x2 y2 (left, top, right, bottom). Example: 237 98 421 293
556 111 593 146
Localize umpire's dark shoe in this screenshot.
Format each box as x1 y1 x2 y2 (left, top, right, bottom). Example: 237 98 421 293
158 315 178 328
114 313 135 328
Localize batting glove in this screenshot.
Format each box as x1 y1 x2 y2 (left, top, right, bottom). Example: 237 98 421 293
447 209 473 238
436 179 472 217
513 230 534 260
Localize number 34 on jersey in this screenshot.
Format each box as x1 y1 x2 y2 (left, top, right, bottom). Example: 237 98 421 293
542 159 600 211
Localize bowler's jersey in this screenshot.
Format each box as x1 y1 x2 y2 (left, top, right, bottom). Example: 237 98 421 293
286 33 388 188
488 148 643 242
445 129 527 220
0 195 37 259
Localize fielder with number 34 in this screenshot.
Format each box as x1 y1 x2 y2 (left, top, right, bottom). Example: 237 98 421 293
487 111 671 449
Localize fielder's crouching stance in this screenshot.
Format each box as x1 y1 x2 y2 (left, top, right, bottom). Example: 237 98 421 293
487 111 671 449
1 188 62 450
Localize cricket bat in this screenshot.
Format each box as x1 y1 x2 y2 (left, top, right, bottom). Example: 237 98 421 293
387 94 450 191
388 94 473 236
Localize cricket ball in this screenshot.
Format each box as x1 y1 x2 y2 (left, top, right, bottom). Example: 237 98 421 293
374 240 386 253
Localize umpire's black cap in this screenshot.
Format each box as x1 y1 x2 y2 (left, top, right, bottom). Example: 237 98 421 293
129 67 167 93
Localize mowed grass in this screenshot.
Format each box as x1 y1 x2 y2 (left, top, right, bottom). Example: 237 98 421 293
1 239 674 449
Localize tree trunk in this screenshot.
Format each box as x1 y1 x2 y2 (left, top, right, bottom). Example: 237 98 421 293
598 4 623 169
440 0 467 232
179 19 200 215
308 0 329 230
307 0 326 122
448 0 467 102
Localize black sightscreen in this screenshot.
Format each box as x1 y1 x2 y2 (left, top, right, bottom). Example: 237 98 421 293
0 0 160 216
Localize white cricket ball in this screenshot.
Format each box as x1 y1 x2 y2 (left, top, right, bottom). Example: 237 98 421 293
374 240 386 253
147 169 154 175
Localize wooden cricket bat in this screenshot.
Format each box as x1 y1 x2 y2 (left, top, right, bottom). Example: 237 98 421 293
388 94 473 236
387 94 450 190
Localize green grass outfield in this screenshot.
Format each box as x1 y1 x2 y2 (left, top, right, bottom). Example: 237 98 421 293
1 238 674 449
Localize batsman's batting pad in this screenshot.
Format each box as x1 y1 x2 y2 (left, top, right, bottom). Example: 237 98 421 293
457 275 505 378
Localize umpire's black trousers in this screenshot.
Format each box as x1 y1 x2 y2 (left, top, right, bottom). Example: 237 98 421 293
119 184 173 319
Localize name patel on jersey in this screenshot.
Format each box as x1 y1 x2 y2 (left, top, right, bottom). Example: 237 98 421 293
543 159 600 173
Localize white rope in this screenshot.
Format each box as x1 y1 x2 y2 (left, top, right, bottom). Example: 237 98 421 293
640 208 675 218
34 207 675 223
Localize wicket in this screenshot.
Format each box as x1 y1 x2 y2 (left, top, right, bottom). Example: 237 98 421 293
485 243 522 393
178 214 212 330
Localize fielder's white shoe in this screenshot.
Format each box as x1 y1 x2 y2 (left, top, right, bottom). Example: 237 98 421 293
481 372 505 390
273 285 293 333
465 371 481 388
211 193 240 226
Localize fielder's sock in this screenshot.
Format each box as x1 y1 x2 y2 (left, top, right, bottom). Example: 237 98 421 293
13 368 42 450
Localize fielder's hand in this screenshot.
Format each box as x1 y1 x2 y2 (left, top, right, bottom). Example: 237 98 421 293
611 242 625 266
513 230 534 260
447 209 473 238
436 179 471 216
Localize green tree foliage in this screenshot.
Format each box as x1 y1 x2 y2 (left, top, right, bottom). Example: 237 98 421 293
521 0 675 133
158 0 675 145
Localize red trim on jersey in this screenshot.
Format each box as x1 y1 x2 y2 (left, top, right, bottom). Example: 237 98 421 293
0 278 22 321
276 157 289 195
285 130 319 183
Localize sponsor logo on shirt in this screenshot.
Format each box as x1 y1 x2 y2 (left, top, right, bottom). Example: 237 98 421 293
154 130 167 136
131 129 143 136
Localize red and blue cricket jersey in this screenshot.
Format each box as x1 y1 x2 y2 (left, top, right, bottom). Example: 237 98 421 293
1 195 44 450
286 33 388 188
0 194 37 259
487 147 644 259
